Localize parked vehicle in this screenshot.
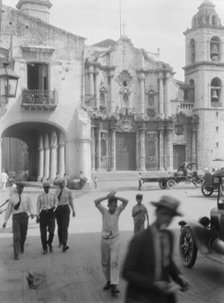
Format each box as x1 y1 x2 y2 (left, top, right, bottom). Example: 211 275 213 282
140 162 203 190
179 169 224 268
201 171 219 196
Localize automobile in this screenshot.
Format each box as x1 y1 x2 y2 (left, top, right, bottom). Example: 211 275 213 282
140 162 203 190
179 169 224 268
201 171 219 196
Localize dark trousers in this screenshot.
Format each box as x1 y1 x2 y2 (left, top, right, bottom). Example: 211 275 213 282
12 213 28 258
39 209 55 251
55 205 70 246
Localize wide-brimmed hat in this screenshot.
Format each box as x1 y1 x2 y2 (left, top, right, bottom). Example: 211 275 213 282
151 195 183 217
43 181 51 187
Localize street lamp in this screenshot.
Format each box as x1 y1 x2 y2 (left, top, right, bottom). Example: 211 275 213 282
0 62 19 101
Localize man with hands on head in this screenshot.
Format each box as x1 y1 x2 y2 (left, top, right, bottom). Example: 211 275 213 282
2 182 34 260
95 190 128 295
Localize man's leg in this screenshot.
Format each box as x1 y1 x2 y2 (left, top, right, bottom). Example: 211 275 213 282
55 208 62 247
61 206 70 251
47 212 55 252
39 212 48 253
12 215 21 259
101 238 111 287
20 213 28 253
110 236 120 293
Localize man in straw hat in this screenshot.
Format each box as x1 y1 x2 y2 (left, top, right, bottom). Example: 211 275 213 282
122 195 189 303
36 181 57 254
2 182 34 260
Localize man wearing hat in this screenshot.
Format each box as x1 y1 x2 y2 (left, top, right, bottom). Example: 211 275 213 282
2 182 34 260
36 181 57 254
122 195 189 303
55 178 76 252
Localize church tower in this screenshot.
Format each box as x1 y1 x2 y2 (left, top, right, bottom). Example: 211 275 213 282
16 0 52 23
184 0 224 169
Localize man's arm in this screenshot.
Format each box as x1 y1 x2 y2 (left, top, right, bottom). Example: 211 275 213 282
3 200 13 228
68 191 76 217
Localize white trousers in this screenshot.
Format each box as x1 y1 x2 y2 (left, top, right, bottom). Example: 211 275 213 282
101 235 120 285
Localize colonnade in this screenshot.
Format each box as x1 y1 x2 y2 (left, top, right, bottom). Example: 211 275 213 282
37 132 65 181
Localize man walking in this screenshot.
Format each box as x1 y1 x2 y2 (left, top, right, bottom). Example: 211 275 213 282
94 190 128 295
122 195 189 303
2 182 34 260
36 181 57 254
55 178 76 252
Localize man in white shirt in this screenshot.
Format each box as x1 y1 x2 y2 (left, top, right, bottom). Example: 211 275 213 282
36 181 57 254
3 182 34 260
95 190 128 295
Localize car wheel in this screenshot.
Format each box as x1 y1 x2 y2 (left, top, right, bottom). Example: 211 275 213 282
179 227 197 268
201 184 214 196
159 180 167 189
166 179 176 189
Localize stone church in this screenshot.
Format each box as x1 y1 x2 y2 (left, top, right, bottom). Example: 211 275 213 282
0 0 223 182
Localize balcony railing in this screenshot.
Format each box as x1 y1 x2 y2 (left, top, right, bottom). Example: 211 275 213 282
21 89 57 111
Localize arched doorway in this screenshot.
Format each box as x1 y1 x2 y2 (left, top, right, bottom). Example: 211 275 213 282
1 122 66 181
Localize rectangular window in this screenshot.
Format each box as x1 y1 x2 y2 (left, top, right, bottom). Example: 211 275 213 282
27 63 48 90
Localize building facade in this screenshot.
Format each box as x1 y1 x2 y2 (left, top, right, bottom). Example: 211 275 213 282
84 37 197 172
0 0 91 182
184 0 224 170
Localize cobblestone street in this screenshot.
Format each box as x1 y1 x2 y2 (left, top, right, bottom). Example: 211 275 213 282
0 182 224 302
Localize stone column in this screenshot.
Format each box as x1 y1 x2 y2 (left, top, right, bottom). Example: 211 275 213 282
0 138 2 188
89 65 95 107
58 134 65 177
43 134 50 180
91 126 96 171
166 123 174 171
49 131 58 181
94 67 99 109
79 138 91 180
192 128 197 164
139 125 146 171
164 72 170 118
37 135 44 181
158 126 165 170
108 72 115 113
139 73 145 114
110 128 116 171
95 123 101 171
159 72 164 116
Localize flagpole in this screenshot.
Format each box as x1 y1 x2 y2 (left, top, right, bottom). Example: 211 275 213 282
0 0 2 35
119 0 122 38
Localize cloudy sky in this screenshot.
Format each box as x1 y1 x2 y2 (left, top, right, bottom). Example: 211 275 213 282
3 0 224 80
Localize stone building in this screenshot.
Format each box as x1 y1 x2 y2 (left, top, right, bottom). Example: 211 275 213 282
184 0 224 170
0 0 91 182
84 37 197 172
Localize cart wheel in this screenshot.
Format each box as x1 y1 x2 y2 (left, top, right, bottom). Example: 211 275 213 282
166 179 176 189
159 180 167 189
179 227 197 268
201 184 214 196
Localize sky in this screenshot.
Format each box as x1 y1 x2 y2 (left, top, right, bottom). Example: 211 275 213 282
3 0 224 80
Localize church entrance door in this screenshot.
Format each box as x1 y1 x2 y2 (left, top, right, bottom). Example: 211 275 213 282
173 145 186 170
116 133 136 170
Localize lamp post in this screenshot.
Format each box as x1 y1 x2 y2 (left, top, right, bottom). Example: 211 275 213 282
0 62 19 115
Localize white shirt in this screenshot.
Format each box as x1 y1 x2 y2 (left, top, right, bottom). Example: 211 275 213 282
4 193 33 222
36 192 57 216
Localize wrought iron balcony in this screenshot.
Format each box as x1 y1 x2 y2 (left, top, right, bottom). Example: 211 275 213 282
21 89 57 111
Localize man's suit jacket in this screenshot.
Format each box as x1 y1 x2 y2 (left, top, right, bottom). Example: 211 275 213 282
122 227 181 303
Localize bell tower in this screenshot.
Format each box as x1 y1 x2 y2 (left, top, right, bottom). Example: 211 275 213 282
184 0 224 169
16 0 52 23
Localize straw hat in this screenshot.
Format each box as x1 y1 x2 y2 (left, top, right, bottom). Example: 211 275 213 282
151 195 183 217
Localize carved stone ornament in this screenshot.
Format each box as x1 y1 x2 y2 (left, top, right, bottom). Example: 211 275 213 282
175 124 184 136
119 117 133 132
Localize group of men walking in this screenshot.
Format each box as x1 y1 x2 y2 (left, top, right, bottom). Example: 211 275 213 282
2 178 75 260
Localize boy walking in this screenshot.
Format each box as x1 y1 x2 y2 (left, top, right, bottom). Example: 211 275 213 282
132 194 149 234
94 190 128 295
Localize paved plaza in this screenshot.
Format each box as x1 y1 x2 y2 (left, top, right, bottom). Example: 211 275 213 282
0 180 224 303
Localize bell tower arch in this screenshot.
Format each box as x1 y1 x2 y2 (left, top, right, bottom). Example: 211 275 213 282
184 0 224 169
